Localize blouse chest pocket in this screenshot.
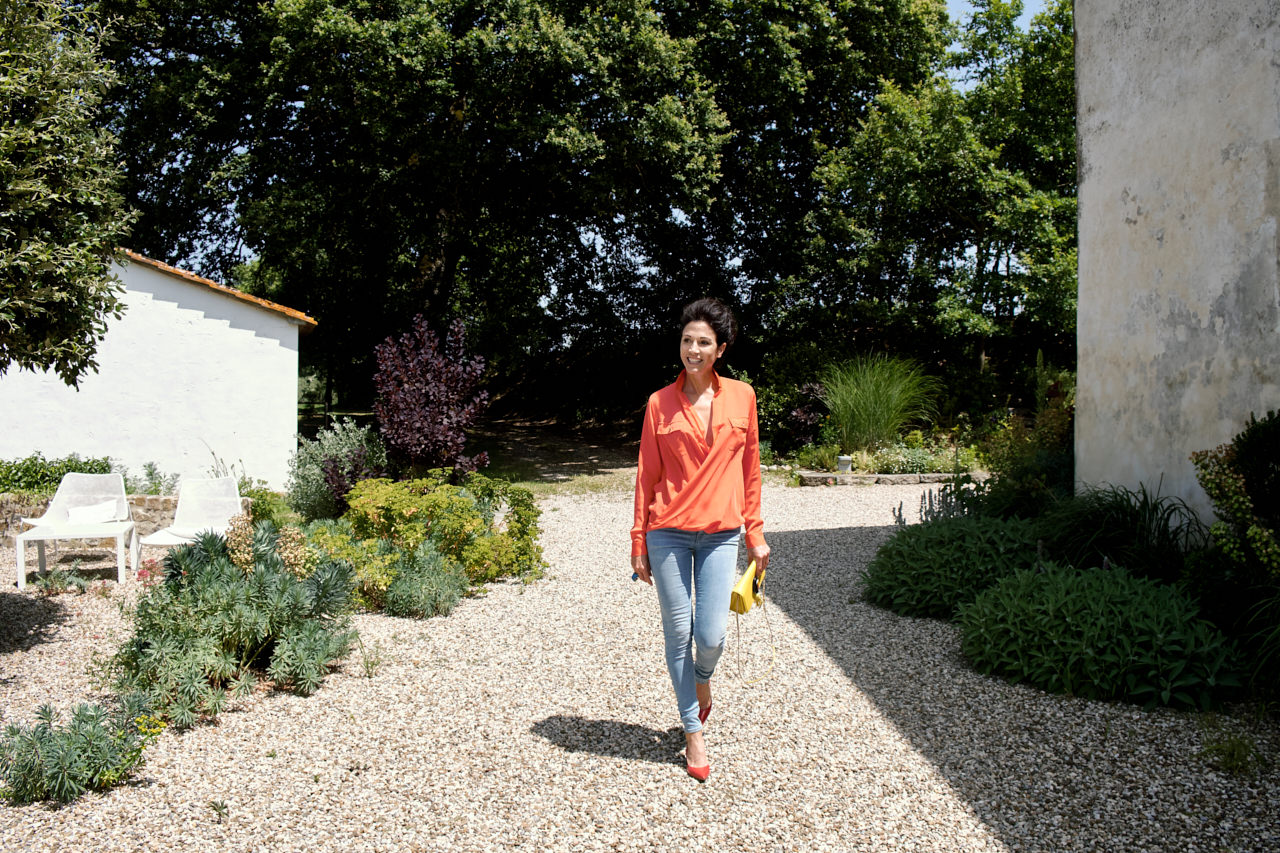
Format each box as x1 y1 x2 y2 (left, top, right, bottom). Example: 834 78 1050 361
719 416 749 451
656 419 700 460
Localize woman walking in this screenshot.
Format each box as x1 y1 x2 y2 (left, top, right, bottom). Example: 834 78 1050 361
630 297 770 781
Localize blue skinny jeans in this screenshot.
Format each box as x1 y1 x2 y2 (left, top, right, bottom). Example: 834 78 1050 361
645 527 740 733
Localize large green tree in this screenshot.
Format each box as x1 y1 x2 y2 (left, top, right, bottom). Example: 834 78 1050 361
0 0 133 386
776 0 1076 418
103 0 729 409
101 0 1076 423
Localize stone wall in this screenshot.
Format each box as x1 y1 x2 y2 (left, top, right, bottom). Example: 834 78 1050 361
1075 0 1280 518
2 493 252 542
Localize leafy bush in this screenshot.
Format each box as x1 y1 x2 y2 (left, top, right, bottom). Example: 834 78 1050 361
345 471 545 583
287 418 389 521
1036 483 1208 585
1191 412 1280 698
871 441 978 474
862 515 1041 619
384 540 469 619
795 443 840 472
305 519 400 611
973 402 1074 519
870 444 934 473
753 342 828 453
109 528 356 729
959 565 1241 710
0 697 165 804
242 482 294 526
116 461 178 495
0 452 111 493
373 315 489 474
819 355 940 453
31 565 92 596
1233 410 1280 534
1191 414 1280 582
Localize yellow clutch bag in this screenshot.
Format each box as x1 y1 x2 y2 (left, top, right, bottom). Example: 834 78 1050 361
729 560 764 615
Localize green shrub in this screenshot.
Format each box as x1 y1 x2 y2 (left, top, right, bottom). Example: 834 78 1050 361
0 697 165 804
304 519 400 611
1192 414 1280 582
1233 410 1280 533
1036 483 1208 585
819 355 940 453
116 461 178 495
1191 412 1280 698
795 443 840 472
242 481 295 526
0 452 111 493
31 565 93 595
345 471 545 583
861 515 1041 619
871 444 934 473
287 419 389 521
973 403 1074 519
384 540 468 619
959 565 1242 710
109 529 356 729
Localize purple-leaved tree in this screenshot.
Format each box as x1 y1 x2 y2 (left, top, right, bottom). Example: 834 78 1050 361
373 316 489 474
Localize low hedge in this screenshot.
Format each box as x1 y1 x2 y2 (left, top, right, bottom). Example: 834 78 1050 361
959 565 1242 710
861 515 1041 619
0 452 111 493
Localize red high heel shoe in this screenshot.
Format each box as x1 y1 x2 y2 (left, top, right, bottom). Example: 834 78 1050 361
686 762 710 782
698 701 712 724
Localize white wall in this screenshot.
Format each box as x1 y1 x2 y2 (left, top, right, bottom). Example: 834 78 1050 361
0 257 304 489
1075 0 1280 517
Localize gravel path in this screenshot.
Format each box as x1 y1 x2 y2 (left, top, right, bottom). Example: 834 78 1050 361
1 482 1277 852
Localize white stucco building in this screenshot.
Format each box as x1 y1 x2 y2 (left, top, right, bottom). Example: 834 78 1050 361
0 250 316 489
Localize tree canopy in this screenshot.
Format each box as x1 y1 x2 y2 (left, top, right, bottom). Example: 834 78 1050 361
101 0 1077 422
0 0 133 386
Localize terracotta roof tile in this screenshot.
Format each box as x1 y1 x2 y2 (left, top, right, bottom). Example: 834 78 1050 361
120 249 318 329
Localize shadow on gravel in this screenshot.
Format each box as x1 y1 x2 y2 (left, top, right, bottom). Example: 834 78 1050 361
763 523 1277 853
531 715 685 766
0 591 69 656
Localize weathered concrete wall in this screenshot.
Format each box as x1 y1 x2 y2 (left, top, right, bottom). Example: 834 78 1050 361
1076 0 1280 517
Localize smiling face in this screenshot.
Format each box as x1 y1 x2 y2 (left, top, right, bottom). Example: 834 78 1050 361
680 320 727 377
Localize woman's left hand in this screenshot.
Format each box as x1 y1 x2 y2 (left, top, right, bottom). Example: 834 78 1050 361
748 543 770 576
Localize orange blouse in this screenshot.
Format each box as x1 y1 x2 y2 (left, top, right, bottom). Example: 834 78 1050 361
631 370 765 557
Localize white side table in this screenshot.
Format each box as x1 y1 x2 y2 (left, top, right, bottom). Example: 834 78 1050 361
14 521 139 589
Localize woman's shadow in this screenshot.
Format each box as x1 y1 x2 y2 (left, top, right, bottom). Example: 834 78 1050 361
531 716 686 766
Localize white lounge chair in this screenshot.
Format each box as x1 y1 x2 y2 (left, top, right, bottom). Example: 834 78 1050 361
14 472 138 589
139 476 243 548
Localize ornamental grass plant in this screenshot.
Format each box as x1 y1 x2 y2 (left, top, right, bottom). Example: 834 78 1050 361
819 355 940 454
1035 483 1208 585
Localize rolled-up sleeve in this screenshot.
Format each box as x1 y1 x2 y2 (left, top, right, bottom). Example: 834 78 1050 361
631 395 661 557
741 386 765 550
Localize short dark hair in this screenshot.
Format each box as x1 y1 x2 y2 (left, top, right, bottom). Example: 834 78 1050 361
680 297 738 351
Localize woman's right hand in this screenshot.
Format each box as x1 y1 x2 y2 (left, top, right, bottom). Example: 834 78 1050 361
631 554 653 585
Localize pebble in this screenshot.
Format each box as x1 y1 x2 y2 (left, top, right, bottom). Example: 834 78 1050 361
1 482 1277 852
